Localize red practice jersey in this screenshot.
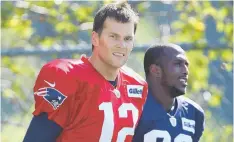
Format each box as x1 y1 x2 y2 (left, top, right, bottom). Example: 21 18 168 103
33 56 148 142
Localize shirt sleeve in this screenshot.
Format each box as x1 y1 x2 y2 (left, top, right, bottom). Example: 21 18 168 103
133 118 145 142
32 62 78 128
193 109 205 142
142 84 148 110
23 113 62 142
133 83 148 142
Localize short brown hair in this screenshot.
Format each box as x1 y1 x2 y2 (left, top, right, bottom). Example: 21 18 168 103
92 2 139 50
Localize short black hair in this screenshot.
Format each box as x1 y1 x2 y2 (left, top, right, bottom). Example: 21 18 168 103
144 43 180 77
92 2 139 50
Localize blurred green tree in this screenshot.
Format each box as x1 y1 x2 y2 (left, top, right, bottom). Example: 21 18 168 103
169 1 233 142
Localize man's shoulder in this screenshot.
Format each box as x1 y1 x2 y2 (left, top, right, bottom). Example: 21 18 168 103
120 65 147 85
41 57 90 76
178 96 204 115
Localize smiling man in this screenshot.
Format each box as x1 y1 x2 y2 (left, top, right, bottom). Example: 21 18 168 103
23 2 148 142
133 43 205 142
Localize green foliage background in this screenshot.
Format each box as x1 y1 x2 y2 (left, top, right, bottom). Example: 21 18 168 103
1 1 233 142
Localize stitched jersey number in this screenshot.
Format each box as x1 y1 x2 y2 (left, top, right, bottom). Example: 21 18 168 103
144 130 192 142
99 102 138 142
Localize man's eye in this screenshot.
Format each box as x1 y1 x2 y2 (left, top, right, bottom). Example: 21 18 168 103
125 37 133 41
110 35 116 38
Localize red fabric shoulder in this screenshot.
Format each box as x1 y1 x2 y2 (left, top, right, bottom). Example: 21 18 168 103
33 59 79 128
120 65 148 109
120 65 147 85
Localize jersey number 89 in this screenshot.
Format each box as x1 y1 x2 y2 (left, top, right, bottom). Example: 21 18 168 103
144 130 192 142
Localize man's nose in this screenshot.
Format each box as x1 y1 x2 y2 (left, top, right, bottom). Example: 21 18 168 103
117 40 127 48
182 64 189 75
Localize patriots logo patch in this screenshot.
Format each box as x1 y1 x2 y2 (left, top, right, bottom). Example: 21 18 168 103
34 87 67 110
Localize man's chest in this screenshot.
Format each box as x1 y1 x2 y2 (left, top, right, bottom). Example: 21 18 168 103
59 83 145 142
142 112 196 142
95 84 144 141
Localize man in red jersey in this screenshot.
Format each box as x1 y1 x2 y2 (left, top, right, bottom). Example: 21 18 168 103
23 2 148 142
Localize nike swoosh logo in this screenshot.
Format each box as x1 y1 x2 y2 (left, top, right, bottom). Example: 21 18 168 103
44 80 56 87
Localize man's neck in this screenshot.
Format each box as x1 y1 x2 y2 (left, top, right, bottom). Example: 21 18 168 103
89 55 119 81
149 81 174 112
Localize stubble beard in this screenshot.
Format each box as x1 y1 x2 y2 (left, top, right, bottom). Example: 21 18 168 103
161 75 185 98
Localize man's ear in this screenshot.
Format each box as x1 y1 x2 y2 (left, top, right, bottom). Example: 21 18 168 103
149 64 162 78
92 31 99 48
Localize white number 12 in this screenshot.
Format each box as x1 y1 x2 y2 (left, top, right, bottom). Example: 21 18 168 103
99 102 139 142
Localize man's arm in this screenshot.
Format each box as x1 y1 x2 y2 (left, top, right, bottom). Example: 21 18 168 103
193 109 205 142
23 113 63 142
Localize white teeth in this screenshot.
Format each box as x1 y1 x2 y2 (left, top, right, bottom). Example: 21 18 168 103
179 79 188 85
179 79 186 82
113 53 124 56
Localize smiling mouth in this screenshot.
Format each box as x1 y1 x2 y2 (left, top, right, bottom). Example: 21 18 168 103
179 78 188 86
113 52 125 57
